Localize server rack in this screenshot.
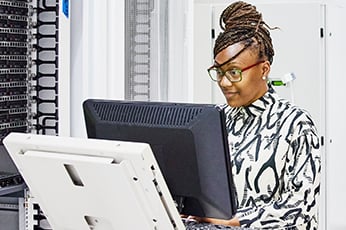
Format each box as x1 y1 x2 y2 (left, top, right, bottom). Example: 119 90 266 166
0 0 59 141
125 0 169 101
0 0 60 229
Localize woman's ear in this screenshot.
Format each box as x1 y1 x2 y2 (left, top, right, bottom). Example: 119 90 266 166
262 60 271 76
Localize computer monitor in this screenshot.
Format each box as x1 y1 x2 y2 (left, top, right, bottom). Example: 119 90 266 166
83 99 237 219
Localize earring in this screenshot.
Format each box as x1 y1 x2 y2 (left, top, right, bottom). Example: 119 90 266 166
262 76 267 80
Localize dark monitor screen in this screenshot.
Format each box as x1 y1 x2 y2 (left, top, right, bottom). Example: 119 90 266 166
83 99 237 219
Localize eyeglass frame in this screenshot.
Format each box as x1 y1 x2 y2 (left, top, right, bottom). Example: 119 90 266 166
207 60 266 83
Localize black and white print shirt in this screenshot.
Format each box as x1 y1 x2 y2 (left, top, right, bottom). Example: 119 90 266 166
223 87 321 230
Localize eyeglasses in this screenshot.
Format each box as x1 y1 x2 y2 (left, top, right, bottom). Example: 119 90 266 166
207 60 265 83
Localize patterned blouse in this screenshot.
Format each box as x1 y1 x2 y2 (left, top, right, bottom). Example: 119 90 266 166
223 86 321 230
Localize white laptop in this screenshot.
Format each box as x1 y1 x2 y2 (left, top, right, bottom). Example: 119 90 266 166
3 132 185 230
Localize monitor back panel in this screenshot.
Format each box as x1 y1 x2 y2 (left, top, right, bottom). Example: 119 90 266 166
3 132 185 230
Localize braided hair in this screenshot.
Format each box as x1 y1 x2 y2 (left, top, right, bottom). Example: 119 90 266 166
214 1 277 64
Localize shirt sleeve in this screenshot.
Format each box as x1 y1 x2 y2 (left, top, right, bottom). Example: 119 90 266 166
236 117 321 229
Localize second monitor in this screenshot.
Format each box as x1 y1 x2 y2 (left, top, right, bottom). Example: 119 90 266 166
83 99 238 219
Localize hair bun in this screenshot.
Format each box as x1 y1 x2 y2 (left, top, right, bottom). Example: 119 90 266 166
214 1 276 64
220 1 262 32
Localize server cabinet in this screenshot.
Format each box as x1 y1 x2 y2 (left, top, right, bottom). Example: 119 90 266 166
0 0 69 229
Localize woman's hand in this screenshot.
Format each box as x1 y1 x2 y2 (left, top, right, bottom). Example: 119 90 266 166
186 216 240 227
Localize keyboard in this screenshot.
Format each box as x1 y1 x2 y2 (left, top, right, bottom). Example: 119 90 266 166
183 219 255 230
0 171 23 188
0 171 26 195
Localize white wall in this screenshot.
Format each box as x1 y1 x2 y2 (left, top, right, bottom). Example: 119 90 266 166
168 0 195 102
69 0 196 136
70 0 124 138
324 4 346 229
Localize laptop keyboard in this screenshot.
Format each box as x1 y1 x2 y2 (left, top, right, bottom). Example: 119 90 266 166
0 171 24 188
183 219 255 230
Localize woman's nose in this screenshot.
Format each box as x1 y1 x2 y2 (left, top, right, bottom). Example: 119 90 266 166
218 75 233 87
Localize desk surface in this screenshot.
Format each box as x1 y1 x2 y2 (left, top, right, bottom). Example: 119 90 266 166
183 219 254 230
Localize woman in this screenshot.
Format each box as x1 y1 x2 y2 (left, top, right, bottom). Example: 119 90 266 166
195 1 321 229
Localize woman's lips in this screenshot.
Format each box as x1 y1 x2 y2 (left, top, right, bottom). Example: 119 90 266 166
223 90 238 99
